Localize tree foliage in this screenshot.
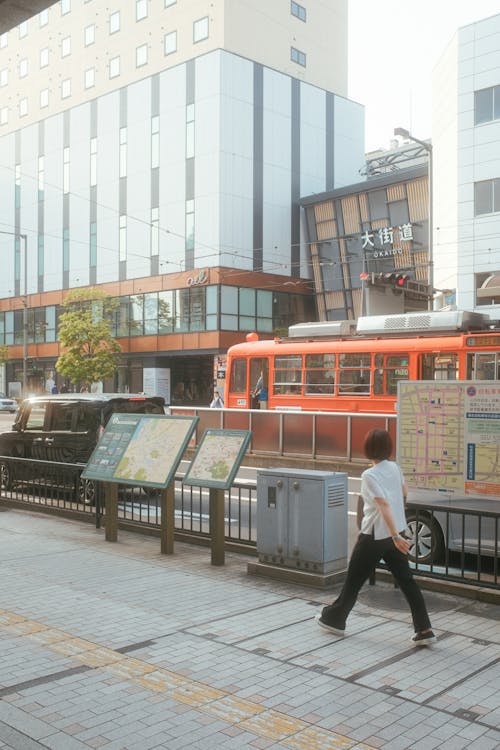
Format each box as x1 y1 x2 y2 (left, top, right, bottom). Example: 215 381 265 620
56 288 121 388
0 345 8 366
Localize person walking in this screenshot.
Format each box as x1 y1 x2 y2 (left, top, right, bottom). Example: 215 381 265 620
316 428 436 647
210 387 224 408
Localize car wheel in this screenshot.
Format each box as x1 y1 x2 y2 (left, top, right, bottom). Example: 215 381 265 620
78 476 96 505
406 511 444 564
0 461 12 491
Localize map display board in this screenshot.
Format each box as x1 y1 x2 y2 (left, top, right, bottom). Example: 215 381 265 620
397 381 500 497
182 429 251 489
82 414 198 488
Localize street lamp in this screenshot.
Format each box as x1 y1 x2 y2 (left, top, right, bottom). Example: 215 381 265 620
394 127 433 310
0 230 28 394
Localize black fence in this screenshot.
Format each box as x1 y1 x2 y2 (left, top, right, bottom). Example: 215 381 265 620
1 455 499 591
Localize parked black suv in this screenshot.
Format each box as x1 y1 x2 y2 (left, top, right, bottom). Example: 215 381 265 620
0 393 165 502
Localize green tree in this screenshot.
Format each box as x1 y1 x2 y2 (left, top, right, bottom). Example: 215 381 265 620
0 345 8 366
56 288 121 389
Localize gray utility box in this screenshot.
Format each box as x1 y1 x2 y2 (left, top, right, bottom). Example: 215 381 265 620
256 468 348 574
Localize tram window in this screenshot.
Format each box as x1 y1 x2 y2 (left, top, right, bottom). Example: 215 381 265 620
229 358 247 393
374 354 409 396
421 354 458 380
305 353 335 395
470 352 500 380
338 353 371 394
273 354 302 395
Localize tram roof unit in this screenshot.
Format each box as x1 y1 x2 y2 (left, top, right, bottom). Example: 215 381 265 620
286 310 496 342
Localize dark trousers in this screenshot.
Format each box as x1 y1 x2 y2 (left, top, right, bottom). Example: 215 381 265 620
323 533 432 633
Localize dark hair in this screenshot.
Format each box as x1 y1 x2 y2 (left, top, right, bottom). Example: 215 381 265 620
364 428 393 461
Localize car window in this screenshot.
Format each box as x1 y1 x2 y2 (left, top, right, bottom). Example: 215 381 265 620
25 403 47 430
51 403 75 431
75 405 99 433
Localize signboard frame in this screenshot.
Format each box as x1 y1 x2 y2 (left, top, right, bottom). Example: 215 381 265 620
182 428 252 489
82 413 198 489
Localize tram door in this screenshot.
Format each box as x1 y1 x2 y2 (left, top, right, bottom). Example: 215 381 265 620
249 358 269 409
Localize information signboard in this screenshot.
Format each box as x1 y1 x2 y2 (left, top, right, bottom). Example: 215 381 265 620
82 413 198 489
397 381 500 497
182 429 251 489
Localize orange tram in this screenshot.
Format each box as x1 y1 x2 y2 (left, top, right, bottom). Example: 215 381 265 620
224 310 500 414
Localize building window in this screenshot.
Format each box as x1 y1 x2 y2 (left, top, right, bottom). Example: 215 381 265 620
84 24 95 46
119 127 127 177
90 222 97 265
90 137 97 185
40 47 49 68
119 215 127 261
136 43 148 67
109 11 120 34
60 0 70 14
291 1 307 21
40 88 49 108
85 67 95 89
0 32 8 48
61 78 71 98
0 107 8 125
164 30 177 55
136 0 147 21
476 272 500 307
19 98 28 117
290 46 306 66
186 199 194 251
63 228 70 271
38 156 44 198
151 116 159 168
18 21 28 38
474 178 500 216
0 68 7 87
193 16 208 43
109 56 120 78
19 58 28 78
63 147 70 193
475 85 500 126
61 36 71 57
39 8 49 26
151 206 159 256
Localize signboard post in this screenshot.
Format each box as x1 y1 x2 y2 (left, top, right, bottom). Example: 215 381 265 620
104 483 118 542
183 429 251 565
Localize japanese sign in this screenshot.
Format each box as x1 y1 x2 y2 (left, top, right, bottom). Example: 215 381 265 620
361 223 414 258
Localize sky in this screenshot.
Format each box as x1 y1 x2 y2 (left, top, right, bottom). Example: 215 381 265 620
348 0 500 152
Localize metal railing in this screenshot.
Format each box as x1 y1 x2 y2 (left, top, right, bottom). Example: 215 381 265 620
168 406 396 463
1 455 499 590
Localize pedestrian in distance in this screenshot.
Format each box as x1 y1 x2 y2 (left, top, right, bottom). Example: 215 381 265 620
316 428 436 647
210 387 224 408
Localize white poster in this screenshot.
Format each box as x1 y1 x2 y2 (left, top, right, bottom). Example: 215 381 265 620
143 367 171 404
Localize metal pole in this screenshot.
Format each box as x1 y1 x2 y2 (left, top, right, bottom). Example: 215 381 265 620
427 148 434 311
21 234 28 396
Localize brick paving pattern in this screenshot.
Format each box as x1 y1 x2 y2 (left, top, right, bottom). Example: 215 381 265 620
0 509 499 749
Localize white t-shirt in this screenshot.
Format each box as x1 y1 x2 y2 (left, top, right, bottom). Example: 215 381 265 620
360 460 407 540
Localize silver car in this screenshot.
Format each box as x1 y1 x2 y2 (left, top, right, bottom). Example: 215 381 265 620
0 394 18 413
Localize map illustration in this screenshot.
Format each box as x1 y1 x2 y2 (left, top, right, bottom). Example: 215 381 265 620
398 382 500 496
183 429 251 489
114 417 195 485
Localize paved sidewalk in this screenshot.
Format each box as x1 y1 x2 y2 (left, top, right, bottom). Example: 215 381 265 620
0 509 499 750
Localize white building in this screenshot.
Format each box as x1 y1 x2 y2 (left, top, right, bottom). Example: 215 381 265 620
433 12 500 317
0 0 364 397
